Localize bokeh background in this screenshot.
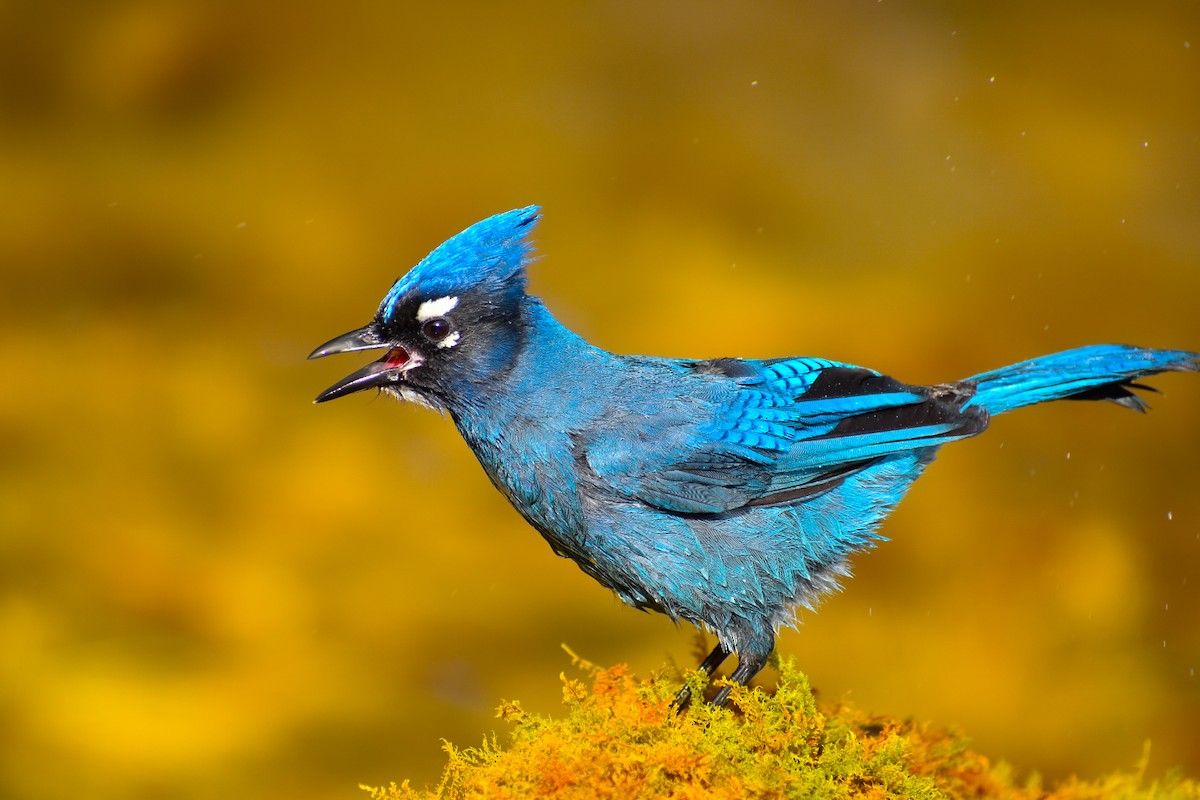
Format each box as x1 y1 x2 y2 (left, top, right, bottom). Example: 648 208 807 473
2 2 1199 798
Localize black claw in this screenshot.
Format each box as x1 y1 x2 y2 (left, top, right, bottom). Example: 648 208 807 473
671 684 696 711
672 642 731 712
709 683 734 708
708 655 768 708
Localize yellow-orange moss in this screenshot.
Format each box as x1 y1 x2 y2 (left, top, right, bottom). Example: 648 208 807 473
363 654 1198 800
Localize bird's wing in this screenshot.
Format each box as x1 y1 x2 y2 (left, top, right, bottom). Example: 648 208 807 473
585 356 986 514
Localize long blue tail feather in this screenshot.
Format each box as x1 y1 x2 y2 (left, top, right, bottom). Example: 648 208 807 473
964 344 1199 416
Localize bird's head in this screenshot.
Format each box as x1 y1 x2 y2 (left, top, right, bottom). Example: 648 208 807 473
309 205 540 409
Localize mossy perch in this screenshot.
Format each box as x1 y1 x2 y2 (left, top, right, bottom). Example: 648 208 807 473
363 653 1198 800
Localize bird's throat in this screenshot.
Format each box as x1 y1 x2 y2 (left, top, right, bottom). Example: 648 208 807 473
384 347 411 369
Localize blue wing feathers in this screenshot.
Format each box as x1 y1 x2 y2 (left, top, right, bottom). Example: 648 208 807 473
588 357 987 516
788 392 925 423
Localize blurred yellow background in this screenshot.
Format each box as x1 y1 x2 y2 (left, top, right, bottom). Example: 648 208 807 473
2 2 1199 798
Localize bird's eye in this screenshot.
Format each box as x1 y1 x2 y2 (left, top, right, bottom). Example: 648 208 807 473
421 317 452 341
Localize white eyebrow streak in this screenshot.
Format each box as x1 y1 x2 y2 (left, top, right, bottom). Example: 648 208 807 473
416 295 459 321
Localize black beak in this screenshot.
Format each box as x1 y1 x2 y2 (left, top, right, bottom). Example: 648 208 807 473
309 324 415 403
308 324 388 359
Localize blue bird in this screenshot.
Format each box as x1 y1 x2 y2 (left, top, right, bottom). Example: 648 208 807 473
310 206 1198 707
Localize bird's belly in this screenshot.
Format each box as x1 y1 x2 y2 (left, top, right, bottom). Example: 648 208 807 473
567 451 935 628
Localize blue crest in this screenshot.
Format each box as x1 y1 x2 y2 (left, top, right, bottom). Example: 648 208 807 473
378 206 541 322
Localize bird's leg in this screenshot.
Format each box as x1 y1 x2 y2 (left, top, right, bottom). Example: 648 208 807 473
708 653 767 708
671 642 730 711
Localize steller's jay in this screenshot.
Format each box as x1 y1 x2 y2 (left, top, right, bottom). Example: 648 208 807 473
310 206 1198 707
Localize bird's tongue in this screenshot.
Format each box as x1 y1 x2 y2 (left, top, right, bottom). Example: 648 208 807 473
384 347 411 369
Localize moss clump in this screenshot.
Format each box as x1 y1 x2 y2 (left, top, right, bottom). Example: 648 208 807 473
363 653 1198 800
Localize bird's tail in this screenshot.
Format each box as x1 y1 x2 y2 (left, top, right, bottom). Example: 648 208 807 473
963 344 1198 416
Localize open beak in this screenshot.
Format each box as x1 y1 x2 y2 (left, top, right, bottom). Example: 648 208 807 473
308 324 422 403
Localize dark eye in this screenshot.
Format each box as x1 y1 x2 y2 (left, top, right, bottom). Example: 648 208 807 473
421 317 451 341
